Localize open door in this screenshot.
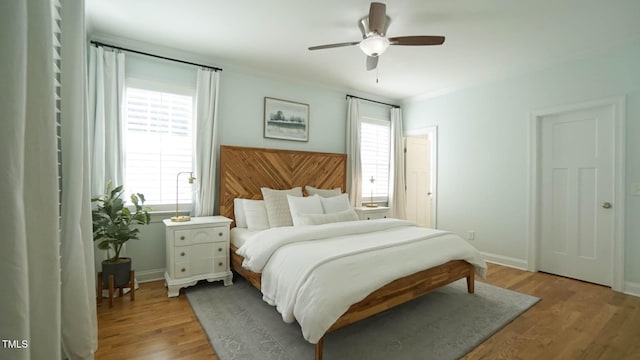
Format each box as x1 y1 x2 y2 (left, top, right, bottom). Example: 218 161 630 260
405 127 437 228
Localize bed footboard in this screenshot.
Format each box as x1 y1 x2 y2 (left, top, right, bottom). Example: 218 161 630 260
231 243 475 360
312 260 474 359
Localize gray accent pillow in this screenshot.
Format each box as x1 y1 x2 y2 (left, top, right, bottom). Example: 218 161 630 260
305 185 342 198
261 187 303 227
300 208 359 225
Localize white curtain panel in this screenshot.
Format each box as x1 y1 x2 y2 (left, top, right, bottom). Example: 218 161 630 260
346 98 363 207
0 0 62 358
87 43 128 277
389 107 407 219
193 69 220 216
87 45 125 196
59 1 98 358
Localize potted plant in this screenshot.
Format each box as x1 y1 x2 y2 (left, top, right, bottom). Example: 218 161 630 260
92 182 151 288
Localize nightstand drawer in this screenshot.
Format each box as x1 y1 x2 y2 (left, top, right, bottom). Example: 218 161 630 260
175 247 190 261
211 227 229 242
174 230 191 246
174 227 229 247
213 243 228 257
174 262 191 278
362 212 388 220
213 258 227 273
354 206 390 220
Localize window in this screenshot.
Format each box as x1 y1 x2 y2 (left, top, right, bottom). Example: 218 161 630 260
360 118 391 203
124 82 195 209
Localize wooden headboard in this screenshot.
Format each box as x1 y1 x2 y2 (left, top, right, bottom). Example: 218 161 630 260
219 145 347 225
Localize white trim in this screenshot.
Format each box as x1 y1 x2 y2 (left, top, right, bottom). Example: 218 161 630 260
360 116 390 126
624 282 640 298
135 268 166 283
480 252 529 271
404 126 438 228
147 210 190 223
528 96 626 291
125 76 196 97
143 203 192 213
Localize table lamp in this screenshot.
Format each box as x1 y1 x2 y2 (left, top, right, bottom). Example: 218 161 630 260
171 171 196 222
366 175 378 208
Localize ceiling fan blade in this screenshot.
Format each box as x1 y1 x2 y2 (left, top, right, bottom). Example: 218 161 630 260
308 41 360 51
366 56 378 71
368 2 386 35
388 36 445 46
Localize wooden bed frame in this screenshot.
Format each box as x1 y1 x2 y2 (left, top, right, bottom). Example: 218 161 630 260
219 145 475 360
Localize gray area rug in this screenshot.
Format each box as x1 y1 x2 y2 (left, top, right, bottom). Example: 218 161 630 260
186 275 539 360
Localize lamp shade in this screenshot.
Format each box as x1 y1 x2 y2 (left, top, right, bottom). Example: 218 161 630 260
358 36 390 57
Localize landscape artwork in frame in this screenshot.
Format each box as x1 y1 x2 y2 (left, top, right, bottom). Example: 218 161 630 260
264 97 309 142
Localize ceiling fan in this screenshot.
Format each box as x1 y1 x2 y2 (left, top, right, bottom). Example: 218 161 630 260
308 2 445 71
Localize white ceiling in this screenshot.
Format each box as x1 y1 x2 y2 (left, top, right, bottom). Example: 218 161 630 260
86 0 640 101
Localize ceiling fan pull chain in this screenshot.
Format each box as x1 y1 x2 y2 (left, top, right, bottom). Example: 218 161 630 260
376 67 379 83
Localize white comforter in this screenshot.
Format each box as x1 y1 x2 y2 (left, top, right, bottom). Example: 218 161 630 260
236 219 487 343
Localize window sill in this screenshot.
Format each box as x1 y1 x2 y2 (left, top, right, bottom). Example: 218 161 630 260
147 209 191 224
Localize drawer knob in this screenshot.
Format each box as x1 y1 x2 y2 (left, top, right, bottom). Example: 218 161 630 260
218 247 222 252
218 262 223 267
180 236 185 240
181 268 186 272
180 252 185 257
218 232 223 237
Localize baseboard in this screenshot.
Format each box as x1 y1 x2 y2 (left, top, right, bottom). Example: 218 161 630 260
135 268 166 283
479 251 640 297
624 281 640 297
480 252 529 271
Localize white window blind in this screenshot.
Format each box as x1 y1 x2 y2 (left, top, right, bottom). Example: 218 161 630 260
124 86 194 206
360 119 391 202
52 0 63 293
53 0 62 213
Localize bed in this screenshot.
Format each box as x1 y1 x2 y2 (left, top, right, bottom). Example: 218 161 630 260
219 145 487 360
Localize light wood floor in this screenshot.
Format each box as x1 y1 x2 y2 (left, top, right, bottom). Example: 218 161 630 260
95 263 640 359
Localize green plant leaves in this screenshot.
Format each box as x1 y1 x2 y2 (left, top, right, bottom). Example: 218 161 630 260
91 182 151 260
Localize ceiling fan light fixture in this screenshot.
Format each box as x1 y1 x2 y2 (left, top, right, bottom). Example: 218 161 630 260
358 35 390 57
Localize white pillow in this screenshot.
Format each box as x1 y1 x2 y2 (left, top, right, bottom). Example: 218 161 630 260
261 187 303 227
320 193 351 214
300 208 359 226
243 199 270 231
305 185 342 198
287 194 323 226
233 198 248 228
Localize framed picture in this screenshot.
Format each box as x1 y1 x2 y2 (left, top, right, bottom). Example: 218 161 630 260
264 97 309 142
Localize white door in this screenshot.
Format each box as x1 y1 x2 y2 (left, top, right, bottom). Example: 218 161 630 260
539 104 615 286
405 136 432 227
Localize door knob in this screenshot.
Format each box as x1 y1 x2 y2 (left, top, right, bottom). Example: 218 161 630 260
602 202 612 209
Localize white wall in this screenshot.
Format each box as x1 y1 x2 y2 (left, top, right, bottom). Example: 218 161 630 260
218 70 346 153
402 39 640 284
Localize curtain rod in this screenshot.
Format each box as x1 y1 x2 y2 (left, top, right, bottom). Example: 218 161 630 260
90 40 223 72
345 94 399 108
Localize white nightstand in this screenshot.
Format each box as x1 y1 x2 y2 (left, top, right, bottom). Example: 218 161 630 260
163 216 233 297
354 206 390 220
